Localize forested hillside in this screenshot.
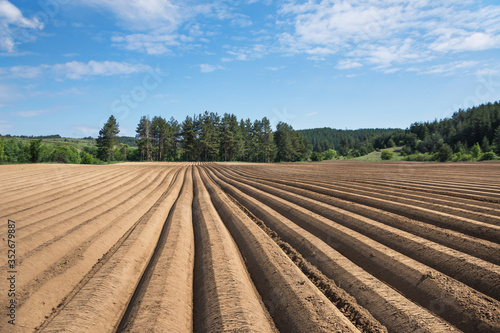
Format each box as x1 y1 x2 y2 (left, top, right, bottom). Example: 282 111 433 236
299 128 397 155
302 102 500 161
1 102 499 164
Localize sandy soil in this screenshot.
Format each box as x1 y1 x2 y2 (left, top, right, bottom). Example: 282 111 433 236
0 161 499 332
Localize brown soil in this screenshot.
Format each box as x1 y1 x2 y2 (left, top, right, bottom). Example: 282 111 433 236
0 161 499 332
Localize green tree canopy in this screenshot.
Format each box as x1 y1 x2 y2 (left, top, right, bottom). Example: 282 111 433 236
97 115 120 162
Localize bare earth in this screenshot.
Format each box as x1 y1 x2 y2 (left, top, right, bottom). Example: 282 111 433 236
1 161 499 332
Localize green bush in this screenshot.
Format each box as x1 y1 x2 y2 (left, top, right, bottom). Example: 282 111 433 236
480 151 498 161
310 151 323 162
0 138 6 163
51 145 81 164
322 149 338 160
81 153 94 164
381 150 394 160
471 143 482 160
437 144 453 162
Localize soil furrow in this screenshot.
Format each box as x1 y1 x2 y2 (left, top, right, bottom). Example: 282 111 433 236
117 166 195 332
208 165 500 332
191 167 277 333
206 166 457 333
39 167 185 332
223 166 500 265
200 166 362 333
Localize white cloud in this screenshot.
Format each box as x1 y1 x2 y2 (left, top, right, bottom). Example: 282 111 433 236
231 14 253 28
431 32 500 52
279 1 500 70
111 30 189 55
0 0 43 53
75 126 99 135
265 66 285 71
4 61 151 80
415 61 478 76
199 64 224 73
11 109 51 118
306 112 318 117
223 44 269 62
9 65 43 79
336 59 363 70
73 0 181 31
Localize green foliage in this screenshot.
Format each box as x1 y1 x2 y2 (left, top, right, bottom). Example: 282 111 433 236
181 115 196 161
437 144 453 162
29 139 42 163
81 153 94 164
310 151 323 162
480 151 498 161
381 150 394 160
0 138 6 163
407 102 500 157
471 142 482 160
494 126 500 154
299 128 397 154
116 136 138 148
275 122 309 162
405 153 433 162
322 149 338 160
97 115 120 162
51 145 81 164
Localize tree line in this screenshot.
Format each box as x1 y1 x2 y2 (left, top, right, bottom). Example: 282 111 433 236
133 111 309 162
301 102 500 162
0 113 311 164
2 102 499 164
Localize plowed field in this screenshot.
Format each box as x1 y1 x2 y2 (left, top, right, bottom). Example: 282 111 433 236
1 161 499 332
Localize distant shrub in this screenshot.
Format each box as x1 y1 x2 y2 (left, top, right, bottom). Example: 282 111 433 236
322 149 338 160
81 153 94 164
0 138 6 163
381 150 394 160
471 143 482 160
480 151 498 161
310 151 323 162
51 145 81 164
459 154 474 162
405 153 432 161
437 144 453 162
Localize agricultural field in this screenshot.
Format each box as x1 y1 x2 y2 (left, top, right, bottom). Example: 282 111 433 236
1 161 499 332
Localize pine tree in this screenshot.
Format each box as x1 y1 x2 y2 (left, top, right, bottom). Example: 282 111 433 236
181 115 197 161
29 139 42 163
97 115 120 162
275 122 294 162
261 117 276 163
494 126 500 154
151 116 169 161
136 116 152 161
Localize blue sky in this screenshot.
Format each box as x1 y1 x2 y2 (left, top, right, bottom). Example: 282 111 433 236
1 0 500 137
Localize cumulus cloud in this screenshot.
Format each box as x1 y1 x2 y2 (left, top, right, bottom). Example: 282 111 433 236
11 109 51 118
0 0 43 53
4 61 151 80
111 30 192 55
199 64 224 73
73 0 181 31
278 1 500 69
71 1 257 55
336 59 363 70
